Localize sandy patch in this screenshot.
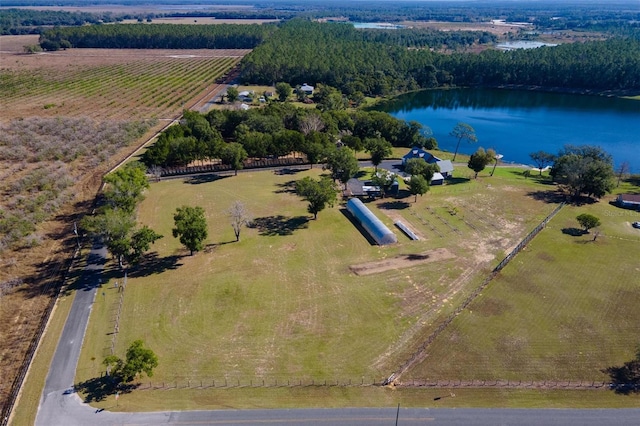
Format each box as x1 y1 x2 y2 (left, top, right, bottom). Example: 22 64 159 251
349 248 454 276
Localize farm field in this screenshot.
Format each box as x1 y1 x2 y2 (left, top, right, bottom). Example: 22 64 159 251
0 34 247 411
1 36 248 121
407 193 640 383
71 164 638 412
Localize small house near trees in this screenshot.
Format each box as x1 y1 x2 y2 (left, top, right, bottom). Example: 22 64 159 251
617 194 640 210
300 83 315 95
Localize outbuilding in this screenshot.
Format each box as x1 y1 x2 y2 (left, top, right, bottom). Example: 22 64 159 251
617 194 640 210
300 83 315 95
346 198 397 245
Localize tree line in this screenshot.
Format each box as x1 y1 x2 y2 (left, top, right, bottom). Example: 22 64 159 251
39 23 277 50
435 37 640 91
35 18 640 94
1 8 122 35
141 105 434 170
241 20 640 96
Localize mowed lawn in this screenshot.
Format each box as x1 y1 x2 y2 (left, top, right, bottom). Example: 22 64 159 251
77 165 559 386
407 194 640 382
78 168 460 386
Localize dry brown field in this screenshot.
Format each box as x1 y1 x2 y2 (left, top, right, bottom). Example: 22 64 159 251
0 34 247 410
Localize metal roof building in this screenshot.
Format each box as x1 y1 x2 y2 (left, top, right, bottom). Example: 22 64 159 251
346 198 397 245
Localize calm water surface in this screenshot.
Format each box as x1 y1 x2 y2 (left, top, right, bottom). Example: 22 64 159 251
377 89 640 172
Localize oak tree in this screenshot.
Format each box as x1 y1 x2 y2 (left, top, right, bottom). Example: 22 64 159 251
173 206 208 255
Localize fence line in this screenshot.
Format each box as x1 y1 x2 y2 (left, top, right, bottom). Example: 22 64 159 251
384 202 566 385
109 377 612 391
1 247 80 426
159 157 307 178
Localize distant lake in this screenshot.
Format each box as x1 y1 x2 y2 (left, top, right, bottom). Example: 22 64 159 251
496 41 558 50
352 22 405 29
375 88 640 172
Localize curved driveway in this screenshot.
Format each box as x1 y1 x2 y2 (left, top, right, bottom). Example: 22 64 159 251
34 223 640 426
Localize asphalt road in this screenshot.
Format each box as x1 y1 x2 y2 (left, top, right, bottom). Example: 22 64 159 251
32 203 640 426
35 241 107 426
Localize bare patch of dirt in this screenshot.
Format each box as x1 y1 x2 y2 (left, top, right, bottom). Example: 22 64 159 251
349 248 455 276
378 207 425 240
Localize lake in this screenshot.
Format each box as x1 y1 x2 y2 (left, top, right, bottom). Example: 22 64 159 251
376 88 640 172
352 22 405 29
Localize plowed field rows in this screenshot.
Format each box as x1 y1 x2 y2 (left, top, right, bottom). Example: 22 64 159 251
1 45 247 121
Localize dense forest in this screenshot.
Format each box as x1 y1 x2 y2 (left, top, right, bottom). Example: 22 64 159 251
240 19 640 95
38 23 277 50
141 106 434 169
435 38 640 90
240 20 440 96
0 8 122 35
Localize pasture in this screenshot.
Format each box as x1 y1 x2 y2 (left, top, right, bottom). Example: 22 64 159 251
72 165 626 410
407 193 640 383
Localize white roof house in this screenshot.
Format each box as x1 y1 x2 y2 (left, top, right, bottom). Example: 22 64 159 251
300 83 314 95
431 172 445 185
435 160 454 177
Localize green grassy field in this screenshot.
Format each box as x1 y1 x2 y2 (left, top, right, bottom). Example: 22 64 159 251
408 190 640 382
73 165 640 409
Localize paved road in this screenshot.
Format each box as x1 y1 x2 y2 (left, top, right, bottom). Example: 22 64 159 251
32 206 640 426
35 241 107 426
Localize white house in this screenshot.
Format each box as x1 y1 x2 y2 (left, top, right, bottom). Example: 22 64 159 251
431 172 445 185
300 83 315 95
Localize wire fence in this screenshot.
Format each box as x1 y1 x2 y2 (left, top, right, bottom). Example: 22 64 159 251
384 202 566 385
0 247 80 426
113 377 613 391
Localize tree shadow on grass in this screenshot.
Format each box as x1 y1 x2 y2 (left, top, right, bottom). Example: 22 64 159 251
273 167 305 176
183 174 231 185
444 176 471 186
379 200 411 210
509 170 555 185
561 227 587 237
274 180 297 194
127 253 183 278
249 215 309 236
355 170 369 179
395 189 414 200
603 354 640 395
526 189 568 204
74 376 139 403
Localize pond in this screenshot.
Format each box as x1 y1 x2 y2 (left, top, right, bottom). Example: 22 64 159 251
496 41 558 50
375 88 640 172
351 22 405 29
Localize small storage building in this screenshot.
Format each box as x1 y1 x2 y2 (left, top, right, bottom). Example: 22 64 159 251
617 194 640 210
346 198 397 245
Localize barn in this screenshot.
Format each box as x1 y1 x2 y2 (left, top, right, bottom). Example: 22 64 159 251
346 198 397 245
